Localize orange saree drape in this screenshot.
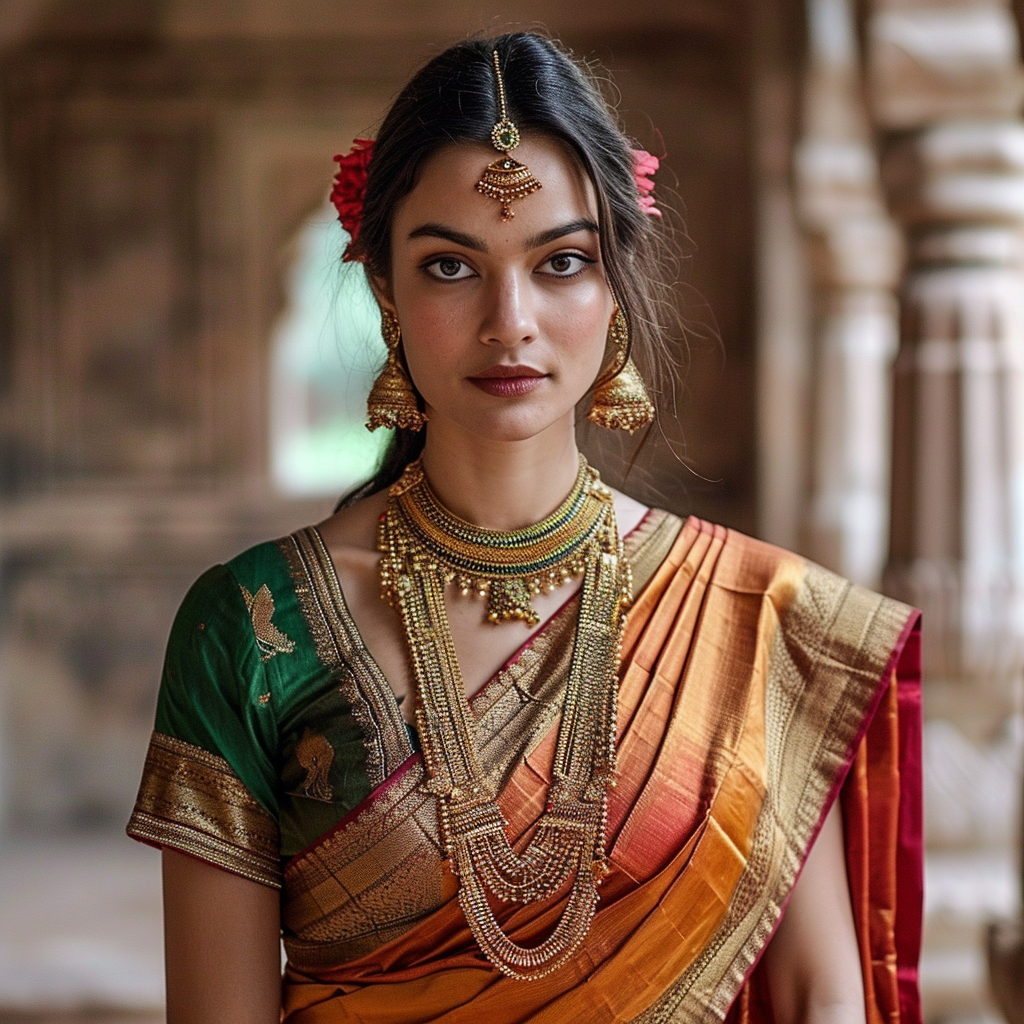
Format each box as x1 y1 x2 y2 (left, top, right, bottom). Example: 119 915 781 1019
280 516 922 1024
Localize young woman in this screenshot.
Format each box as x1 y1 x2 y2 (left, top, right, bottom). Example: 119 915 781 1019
128 32 923 1024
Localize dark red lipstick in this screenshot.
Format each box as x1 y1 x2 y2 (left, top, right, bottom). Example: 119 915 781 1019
468 364 547 397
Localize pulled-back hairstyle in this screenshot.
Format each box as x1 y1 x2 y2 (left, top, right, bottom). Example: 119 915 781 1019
340 31 678 507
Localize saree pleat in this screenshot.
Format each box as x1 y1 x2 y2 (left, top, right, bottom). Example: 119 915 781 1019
281 518 922 1024
606 524 726 864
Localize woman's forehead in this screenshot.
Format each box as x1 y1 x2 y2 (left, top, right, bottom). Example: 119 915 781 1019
395 136 599 242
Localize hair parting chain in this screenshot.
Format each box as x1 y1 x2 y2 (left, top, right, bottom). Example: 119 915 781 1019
330 139 661 261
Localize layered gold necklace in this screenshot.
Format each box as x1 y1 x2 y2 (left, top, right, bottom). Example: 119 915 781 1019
378 455 631 979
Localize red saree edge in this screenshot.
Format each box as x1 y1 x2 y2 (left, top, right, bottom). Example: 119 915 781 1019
727 606 923 1021
894 618 924 1024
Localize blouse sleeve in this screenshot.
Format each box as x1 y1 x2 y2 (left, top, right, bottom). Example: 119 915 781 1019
126 564 283 889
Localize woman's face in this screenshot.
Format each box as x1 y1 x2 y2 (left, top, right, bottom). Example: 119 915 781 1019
381 135 615 444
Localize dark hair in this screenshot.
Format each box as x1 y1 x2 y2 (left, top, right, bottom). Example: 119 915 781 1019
338 31 679 509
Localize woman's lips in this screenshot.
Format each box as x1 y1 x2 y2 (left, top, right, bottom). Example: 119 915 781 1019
468 366 547 397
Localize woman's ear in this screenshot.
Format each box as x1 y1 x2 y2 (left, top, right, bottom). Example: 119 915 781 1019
368 273 396 314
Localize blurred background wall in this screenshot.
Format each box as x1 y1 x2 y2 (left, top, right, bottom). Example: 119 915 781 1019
0 0 1021 1021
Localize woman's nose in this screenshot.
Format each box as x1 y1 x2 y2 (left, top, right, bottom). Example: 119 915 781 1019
478 273 538 347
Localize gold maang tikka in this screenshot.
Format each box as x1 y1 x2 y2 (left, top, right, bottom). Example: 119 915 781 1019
475 50 542 221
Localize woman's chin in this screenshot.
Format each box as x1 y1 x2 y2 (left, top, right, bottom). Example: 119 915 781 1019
432 404 576 445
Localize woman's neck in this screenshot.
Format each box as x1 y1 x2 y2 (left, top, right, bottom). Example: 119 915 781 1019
418 419 581 532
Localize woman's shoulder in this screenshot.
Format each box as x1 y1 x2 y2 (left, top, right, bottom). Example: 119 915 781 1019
178 497 375 608
675 514 918 656
172 536 299 627
174 491 392 663
314 488 388 559
640 509 913 614
168 528 327 676
643 510 804 579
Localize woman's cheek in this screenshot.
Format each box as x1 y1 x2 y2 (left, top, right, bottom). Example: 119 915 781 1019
552 309 608 377
402 330 461 405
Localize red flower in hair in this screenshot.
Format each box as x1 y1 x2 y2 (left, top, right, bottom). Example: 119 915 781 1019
630 148 662 218
330 138 374 260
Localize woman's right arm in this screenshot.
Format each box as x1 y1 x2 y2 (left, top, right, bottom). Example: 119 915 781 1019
162 849 282 1024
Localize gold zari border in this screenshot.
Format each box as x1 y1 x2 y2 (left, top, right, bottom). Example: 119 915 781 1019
279 528 414 787
628 509 683 599
127 731 282 889
632 559 914 1022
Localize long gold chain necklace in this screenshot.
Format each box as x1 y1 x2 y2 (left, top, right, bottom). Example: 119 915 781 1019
378 455 631 979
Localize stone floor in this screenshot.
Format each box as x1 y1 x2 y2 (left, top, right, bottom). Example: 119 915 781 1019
0 830 1018 1022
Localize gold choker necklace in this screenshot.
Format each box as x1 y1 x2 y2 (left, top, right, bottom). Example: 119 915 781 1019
378 456 631 979
381 456 611 625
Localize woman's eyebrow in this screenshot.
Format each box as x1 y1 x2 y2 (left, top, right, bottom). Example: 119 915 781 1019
407 218 600 254
524 219 599 249
407 224 488 251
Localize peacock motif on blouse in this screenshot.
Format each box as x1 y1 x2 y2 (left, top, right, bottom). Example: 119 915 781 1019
295 728 335 801
239 583 296 662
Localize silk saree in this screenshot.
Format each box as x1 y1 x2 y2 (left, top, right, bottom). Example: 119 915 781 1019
128 510 922 1023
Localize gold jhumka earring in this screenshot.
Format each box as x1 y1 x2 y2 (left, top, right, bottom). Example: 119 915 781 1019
587 308 655 433
475 50 542 221
366 309 427 432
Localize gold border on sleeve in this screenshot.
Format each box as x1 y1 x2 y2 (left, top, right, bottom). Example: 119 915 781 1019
127 732 282 889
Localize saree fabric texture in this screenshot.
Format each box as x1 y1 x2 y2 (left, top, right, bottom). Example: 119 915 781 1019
127 511 923 1023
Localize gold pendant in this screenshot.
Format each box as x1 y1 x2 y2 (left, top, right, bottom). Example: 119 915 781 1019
475 156 542 223
486 577 538 624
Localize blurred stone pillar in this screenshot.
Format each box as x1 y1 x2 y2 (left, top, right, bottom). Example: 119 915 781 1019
867 0 1024 713
798 0 902 588
987 725 1024 1023
861 0 1024 1016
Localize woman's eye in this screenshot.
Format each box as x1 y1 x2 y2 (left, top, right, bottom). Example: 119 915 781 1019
540 253 592 277
425 257 474 280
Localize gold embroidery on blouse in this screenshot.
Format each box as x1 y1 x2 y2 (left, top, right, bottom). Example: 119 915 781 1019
239 583 296 661
296 728 335 801
126 732 281 889
278 529 413 786
257 692 271 706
